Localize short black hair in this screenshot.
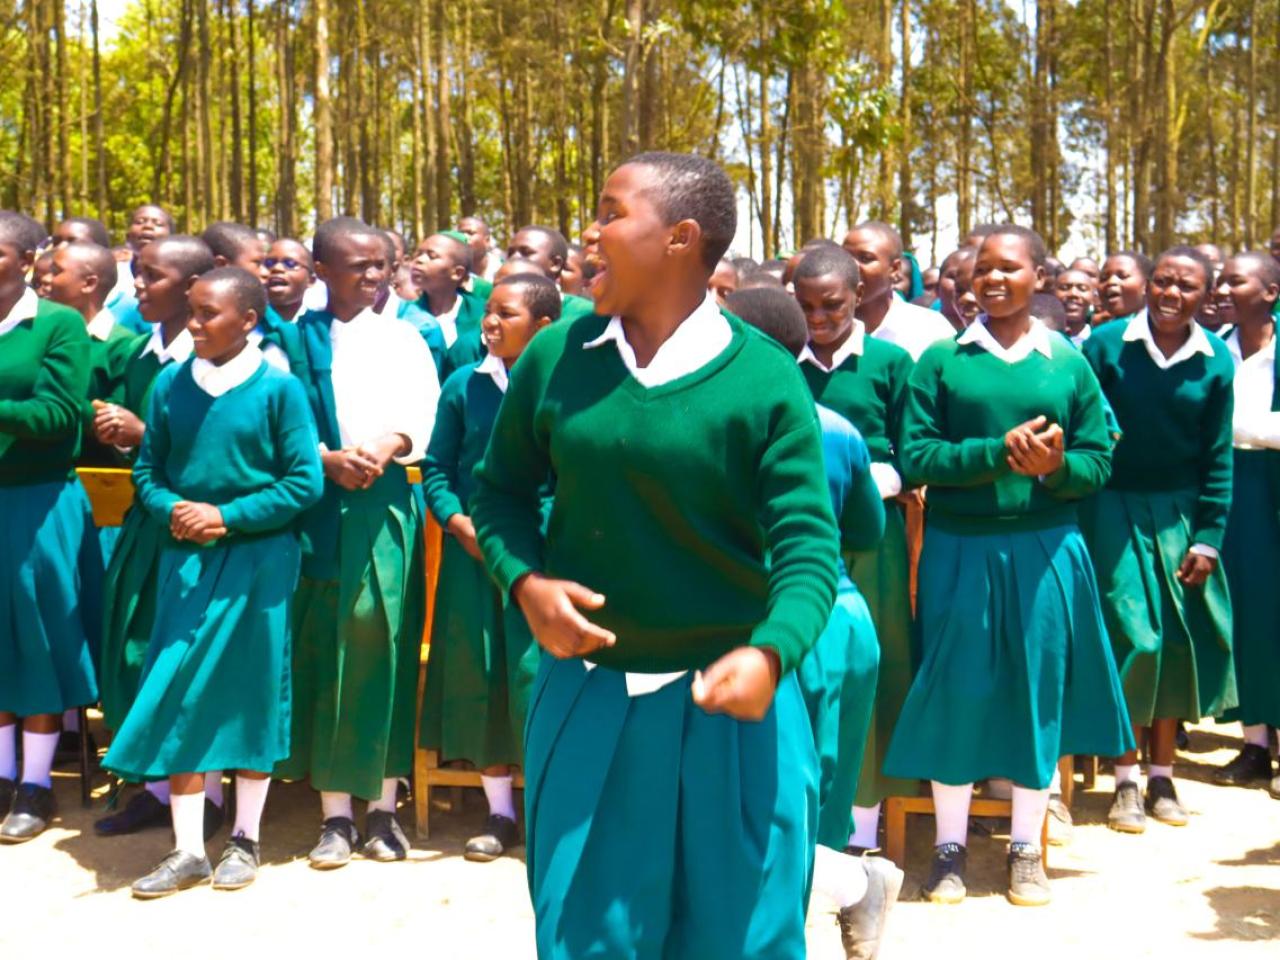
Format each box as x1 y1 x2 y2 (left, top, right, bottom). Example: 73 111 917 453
132 203 176 232
271 237 315 272
739 269 782 289
730 256 759 275
0 211 48 254
940 246 975 271
1105 250 1154 279
1031 292 1067 332
794 246 862 291
622 151 737 271
981 224 1049 268
1230 250 1280 290
313 216 383 265
63 241 119 289
849 221 903 259
201 221 261 262
149 235 217 277
759 259 787 279
61 216 111 247
1156 245 1214 290
516 225 569 266
197 265 267 318
726 287 808 357
496 272 562 323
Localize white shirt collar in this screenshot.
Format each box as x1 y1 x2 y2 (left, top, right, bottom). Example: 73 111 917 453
870 295 956 360
1122 310 1215 370
1069 323 1092 347
86 308 116 341
1225 327 1276 368
475 352 509 393
329 307 381 341
582 293 732 388
140 326 195 364
191 345 265 397
0 287 39 337
957 315 1054 363
798 321 865 372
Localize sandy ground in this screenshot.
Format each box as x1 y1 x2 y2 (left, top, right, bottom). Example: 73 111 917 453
1 720 1277 958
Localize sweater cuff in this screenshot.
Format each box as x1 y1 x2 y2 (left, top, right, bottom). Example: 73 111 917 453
219 501 245 530
1039 460 1072 492
491 554 537 598
748 627 804 677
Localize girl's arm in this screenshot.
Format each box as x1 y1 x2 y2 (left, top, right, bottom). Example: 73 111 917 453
0 312 89 441
132 367 182 523
1040 360 1114 500
842 437 887 553
1191 371 1235 551
421 373 467 526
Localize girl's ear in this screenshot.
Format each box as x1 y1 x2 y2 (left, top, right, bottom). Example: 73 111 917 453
242 308 260 333
668 219 703 259
451 263 468 285
1034 264 1046 287
535 314 552 330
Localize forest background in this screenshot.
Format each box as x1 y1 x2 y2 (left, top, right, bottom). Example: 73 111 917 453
1 0 1278 264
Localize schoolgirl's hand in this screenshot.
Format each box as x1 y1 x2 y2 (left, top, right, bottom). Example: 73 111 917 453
170 501 227 544
446 514 484 561
92 402 144 447
692 646 781 721
1176 550 1216 587
322 448 378 490
513 572 617 659
1008 422 1063 476
1004 416 1048 459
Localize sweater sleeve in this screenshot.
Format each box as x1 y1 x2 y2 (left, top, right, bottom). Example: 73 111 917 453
749 386 840 676
0 311 89 441
1192 368 1235 549
132 368 182 524
219 378 324 533
900 348 1010 487
421 371 467 525
885 349 912 476
842 444 887 553
1040 358 1114 499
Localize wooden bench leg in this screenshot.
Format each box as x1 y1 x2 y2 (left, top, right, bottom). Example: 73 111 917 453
1057 755 1075 809
414 747 433 839
884 797 908 869
1081 755 1097 789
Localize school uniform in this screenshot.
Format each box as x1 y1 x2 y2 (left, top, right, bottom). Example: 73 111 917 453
398 288 486 375
1081 313 1238 726
798 404 884 850
885 318 1133 789
278 306 438 801
103 349 322 779
470 294 836 960
0 289 99 718
1219 329 1280 728
252 304 308 376
99 328 196 733
1070 324 1092 349
798 324 919 808
870 295 956 361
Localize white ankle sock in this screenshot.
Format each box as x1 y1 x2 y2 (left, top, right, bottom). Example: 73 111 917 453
1148 764 1173 780
1049 764 1063 793
203 771 224 808
231 777 270 842
931 781 973 847
62 708 80 733
481 775 516 820
849 804 881 849
0 724 15 781
367 778 400 814
1114 763 1139 785
1010 786 1050 846
21 730 59 788
812 844 869 908
321 791 354 821
144 780 172 804
1243 724 1269 748
171 791 206 857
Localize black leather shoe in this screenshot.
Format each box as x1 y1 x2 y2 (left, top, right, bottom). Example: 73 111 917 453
0 783 56 843
1108 780 1146 833
920 843 967 904
1213 744 1273 786
204 799 225 842
464 814 519 862
212 835 260 891
94 789 170 836
1145 776 1189 826
131 850 212 899
308 816 359 869
0 778 14 819
362 809 410 862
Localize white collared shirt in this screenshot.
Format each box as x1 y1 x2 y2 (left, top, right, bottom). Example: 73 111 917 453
797 321 866 373
139 327 195 364
1122 310 1215 370
957 315 1055 364
378 290 407 321
246 328 291 373
1226 328 1280 451
328 307 439 463
0 287 39 337
1070 323 1092 348
433 295 462 348
582 292 731 388
301 282 329 313
870 296 956 361
191 345 265 398
86 308 116 341
474 352 509 394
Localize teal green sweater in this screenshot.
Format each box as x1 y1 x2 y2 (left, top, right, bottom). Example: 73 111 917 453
470 312 839 675
134 359 323 538
80 325 139 466
0 298 90 485
902 333 1112 532
801 337 913 467
422 363 504 525
1082 320 1235 548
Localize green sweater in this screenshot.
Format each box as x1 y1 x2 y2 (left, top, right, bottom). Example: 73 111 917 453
801 337 913 467
901 333 1113 532
422 363 504 525
471 312 839 675
80 325 139 466
1082 320 1235 548
134 360 323 538
0 298 90 486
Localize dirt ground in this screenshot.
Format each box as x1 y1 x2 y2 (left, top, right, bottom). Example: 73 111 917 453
2 720 1277 959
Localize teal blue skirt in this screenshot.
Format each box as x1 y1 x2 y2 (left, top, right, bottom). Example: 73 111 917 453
99 507 166 732
103 531 300 779
1220 450 1280 727
797 579 879 850
0 479 100 716
885 523 1133 788
525 658 815 960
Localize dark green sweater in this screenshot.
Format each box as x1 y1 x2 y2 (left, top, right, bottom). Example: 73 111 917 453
0 298 90 485
902 333 1113 532
1082 319 1235 548
422 363 504 525
471 312 839 675
80 325 139 466
801 336 913 467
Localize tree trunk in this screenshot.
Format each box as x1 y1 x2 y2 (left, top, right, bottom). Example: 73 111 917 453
313 0 334 222
1243 0 1257 246
91 0 107 220
621 0 643 155
898 0 913 245
433 0 452 228
228 0 244 222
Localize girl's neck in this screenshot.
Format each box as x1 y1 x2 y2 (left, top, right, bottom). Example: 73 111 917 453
426 286 458 317
1148 314 1192 359
620 287 707 369
0 283 25 322
159 315 189 346
812 323 854 367
984 310 1033 349
276 300 303 322
329 296 365 323
856 289 892 334
1235 315 1275 359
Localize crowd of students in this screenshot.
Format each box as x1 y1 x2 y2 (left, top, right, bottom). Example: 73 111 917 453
2 150 1279 960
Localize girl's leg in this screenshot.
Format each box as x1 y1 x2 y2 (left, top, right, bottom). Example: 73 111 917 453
923 782 972 904
0 716 16 783
1243 724 1270 747
366 778 401 814
1114 723 1146 785
931 782 972 846
20 714 60 788
467 764 519 862
170 772 207 857
231 771 270 842
1007 785 1052 907
1147 717 1178 773
1010 785 1050 846
309 791 360 868
480 763 516 819
849 803 881 851
1144 718 1189 825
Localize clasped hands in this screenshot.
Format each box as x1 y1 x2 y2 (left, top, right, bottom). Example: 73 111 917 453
91 399 145 449
169 501 226 544
322 433 408 491
1004 415 1064 477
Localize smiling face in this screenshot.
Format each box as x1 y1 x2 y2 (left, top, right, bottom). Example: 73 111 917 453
1146 254 1208 336
187 277 258 364
1099 255 1148 319
317 232 387 318
840 227 897 307
481 282 550 364
1215 255 1279 326
126 205 170 250
1054 268 1095 332
794 271 861 349
265 239 313 308
133 243 194 324
937 250 974 325
973 233 1042 320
